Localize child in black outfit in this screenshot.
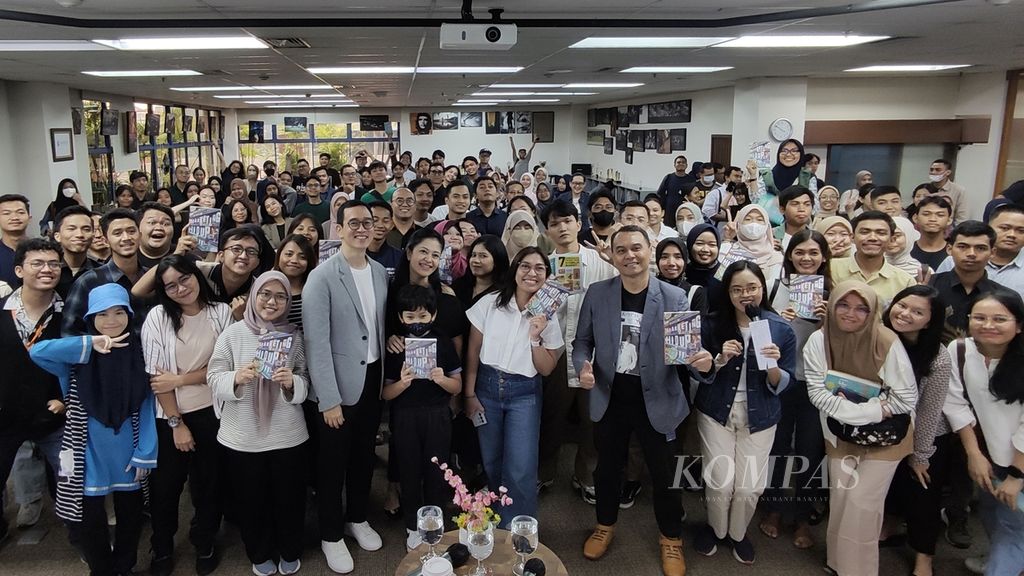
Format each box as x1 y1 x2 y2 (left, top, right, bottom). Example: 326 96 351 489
383 284 462 552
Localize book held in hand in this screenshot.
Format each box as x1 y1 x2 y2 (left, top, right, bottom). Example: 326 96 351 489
789 274 824 320
551 254 583 293
255 331 294 381
714 244 755 281
823 369 881 404
406 338 438 379
664 311 701 365
438 245 454 284
188 207 221 252
318 240 341 265
526 279 571 319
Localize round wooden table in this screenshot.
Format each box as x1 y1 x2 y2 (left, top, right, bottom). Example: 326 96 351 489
394 528 568 576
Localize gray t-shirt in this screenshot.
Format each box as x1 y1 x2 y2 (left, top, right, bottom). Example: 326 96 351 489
513 151 532 178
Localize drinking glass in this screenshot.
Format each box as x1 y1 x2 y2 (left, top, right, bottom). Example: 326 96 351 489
417 505 444 561
466 519 494 576
510 515 539 576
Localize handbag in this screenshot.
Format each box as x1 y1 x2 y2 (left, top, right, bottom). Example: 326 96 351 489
822 364 910 447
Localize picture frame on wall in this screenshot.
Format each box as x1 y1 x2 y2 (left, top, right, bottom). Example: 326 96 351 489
617 106 630 128
587 108 597 127
125 111 138 153
615 129 628 151
669 128 687 151
460 111 483 128
71 107 83 135
603 137 613 155
647 99 692 123
411 112 433 135
50 128 73 162
630 130 645 152
165 114 177 135
182 114 194 133
515 112 532 134
100 109 118 136
645 129 657 151
433 111 459 130
625 146 634 165
587 130 605 146
145 113 160 136
247 120 264 143
656 129 671 154
285 116 309 133
358 115 387 132
484 111 502 134
197 114 207 134
532 111 554 143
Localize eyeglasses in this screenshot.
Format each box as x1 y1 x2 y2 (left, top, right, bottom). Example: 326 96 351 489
163 274 194 294
429 169 444 174
346 219 375 230
225 245 260 258
25 260 61 271
968 314 1014 326
779 147 801 155
728 285 761 297
836 301 871 317
393 198 415 206
517 262 547 275
256 290 288 304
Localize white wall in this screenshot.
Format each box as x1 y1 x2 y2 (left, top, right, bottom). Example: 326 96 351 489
0 82 15 187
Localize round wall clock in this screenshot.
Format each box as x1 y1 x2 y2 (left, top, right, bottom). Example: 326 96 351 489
769 117 794 141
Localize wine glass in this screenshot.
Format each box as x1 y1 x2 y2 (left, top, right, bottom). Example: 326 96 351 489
417 505 444 561
466 518 494 576
510 515 539 576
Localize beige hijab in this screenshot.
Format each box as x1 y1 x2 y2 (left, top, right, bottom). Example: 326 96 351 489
823 281 898 382
814 216 854 258
501 209 539 260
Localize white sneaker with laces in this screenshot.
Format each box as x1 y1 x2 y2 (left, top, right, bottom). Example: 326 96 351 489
321 539 354 574
344 521 382 551
406 529 423 552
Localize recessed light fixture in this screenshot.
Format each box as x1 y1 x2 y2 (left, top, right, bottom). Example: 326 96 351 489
83 70 201 77
505 99 560 103
454 102 498 106
217 93 347 99
620 66 732 73
563 82 643 88
0 40 111 51
845 64 971 72
307 66 416 74
570 37 734 48
714 35 889 48
417 66 523 74
92 37 267 50
171 85 332 92
489 83 566 88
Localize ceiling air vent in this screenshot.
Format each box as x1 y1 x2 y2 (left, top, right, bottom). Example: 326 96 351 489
261 38 311 49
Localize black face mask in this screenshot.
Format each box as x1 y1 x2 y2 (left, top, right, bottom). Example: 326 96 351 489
265 168 276 177
592 210 615 227
404 322 432 337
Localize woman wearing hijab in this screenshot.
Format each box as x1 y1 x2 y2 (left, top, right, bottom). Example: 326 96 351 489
685 223 725 312
753 139 817 226
804 281 918 576
814 216 854 259
840 171 873 217
502 209 541 260
656 237 708 315
221 161 244 193
675 202 704 237
725 205 784 284
40 178 87 237
886 216 924 278
321 191 350 241
207 271 309 576
227 178 259 224
30 283 156 576
519 172 538 203
814 185 841 225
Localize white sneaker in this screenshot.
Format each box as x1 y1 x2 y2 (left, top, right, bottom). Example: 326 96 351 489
344 521 382 551
964 555 987 575
406 529 423 552
321 539 354 574
16 500 42 528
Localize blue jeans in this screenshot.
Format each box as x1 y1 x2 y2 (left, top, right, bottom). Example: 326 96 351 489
0 426 63 517
978 473 1024 576
475 364 541 528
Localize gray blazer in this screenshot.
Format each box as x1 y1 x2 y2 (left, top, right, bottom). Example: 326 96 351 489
571 275 691 436
302 250 389 411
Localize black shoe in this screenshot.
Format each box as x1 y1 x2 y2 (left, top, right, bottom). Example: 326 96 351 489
619 481 642 509
731 536 755 565
942 507 972 549
571 476 597 505
694 524 719 556
150 555 173 576
195 546 218 576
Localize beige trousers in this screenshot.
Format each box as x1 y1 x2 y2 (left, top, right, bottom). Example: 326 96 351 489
826 456 900 576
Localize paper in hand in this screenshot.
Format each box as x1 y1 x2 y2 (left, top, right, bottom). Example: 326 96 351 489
748 319 776 370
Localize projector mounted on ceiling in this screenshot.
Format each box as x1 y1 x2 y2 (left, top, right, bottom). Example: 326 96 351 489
440 23 517 51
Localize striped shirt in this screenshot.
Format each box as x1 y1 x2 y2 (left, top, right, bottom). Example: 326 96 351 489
207 322 309 452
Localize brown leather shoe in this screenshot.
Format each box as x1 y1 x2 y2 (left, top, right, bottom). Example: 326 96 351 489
583 524 614 560
660 534 686 576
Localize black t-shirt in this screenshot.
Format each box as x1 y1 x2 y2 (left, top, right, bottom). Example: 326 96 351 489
383 329 462 409
911 243 949 272
614 286 647 388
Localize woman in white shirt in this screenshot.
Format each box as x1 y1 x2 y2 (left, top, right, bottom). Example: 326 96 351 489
207 271 309 576
944 290 1024 576
143 256 233 576
464 246 564 527
804 281 917 576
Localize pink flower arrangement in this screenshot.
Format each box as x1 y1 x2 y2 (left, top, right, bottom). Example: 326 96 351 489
432 457 513 529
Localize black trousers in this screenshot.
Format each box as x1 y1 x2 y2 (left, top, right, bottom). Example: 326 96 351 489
886 433 952 556
392 404 452 531
301 399 321 489
317 361 382 542
538 353 596 485
763 381 827 521
227 444 306 564
149 407 222 558
75 490 145 576
593 380 683 538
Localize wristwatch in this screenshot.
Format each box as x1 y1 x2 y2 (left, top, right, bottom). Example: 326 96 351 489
167 415 182 429
1007 465 1024 479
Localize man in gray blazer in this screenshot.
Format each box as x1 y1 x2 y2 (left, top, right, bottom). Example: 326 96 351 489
303 200 389 574
572 225 712 576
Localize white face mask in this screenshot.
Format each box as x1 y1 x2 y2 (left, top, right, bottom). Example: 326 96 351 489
702 175 715 186
62 187 77 198
677 221 696 236
739 222 768 239
928 173 945 183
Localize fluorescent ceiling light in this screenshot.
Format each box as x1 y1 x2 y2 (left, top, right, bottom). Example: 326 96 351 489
171 84 332 92
570 37 733 48
416 66 523 74
621 66 732 73
845 64 971 72
458 99 509 103
0 40 111 51
308 66 415 74
83 70 201 77
473 91 599 96
265 104 359 108
563 82 643 88
245 100 354 104
92 37 267 50
454 102 498 106
218 93 347 99
533 92 597 96
506 99 560 103
472 91 534 96
489 83 565 88
715 35 888 48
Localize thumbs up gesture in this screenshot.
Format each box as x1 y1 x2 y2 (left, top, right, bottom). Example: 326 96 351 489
579 361 596 389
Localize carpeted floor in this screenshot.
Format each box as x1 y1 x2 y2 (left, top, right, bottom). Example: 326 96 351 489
2 445 987 575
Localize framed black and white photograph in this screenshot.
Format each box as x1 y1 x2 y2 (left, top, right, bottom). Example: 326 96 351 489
625 147 633 165
587 130 605 146
603 137 614 155
145 113 160 136
617 106 630 127
50 128 73 162
433 112 459 130
670 128 687 151
197 114 207 134
515 112 531 134
615 129 628 151
165 114 177 135
125 111 138 153
247 120 264 143
71 107 83 135
502 111 514 134
645 129 657 151
411 112 432 135
358 115 387 132
532 111 554 143
460 111 483 128
656 129 671 154
594 107 612 126
100 109 118 136
285 116 309 133
630 130 645 152
184 114 195 133
647 99 692 124
587 108 597 127
484 111 502 134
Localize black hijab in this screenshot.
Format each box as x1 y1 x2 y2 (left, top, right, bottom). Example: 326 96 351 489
47 178 80 223
771 139 806 193
684 223 721 287
655 237 688 288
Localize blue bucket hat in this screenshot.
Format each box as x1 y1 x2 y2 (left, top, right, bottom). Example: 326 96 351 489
85 283 134 318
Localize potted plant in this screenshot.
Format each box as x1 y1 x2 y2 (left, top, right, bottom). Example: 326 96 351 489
432 457 512 544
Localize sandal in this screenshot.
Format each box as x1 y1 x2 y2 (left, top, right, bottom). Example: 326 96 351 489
758 511 781 539
793 523 814 549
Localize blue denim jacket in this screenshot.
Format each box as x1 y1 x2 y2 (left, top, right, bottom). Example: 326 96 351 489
695 311 797 433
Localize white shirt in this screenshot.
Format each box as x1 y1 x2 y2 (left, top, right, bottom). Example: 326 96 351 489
944 338 1024 468
350 263 380 363
552 247 618 386
430 205 450 221
467 292 564 377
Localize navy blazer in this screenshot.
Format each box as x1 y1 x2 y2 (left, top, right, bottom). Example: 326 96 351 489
696 311 797 433
555 191 591 230
572 275 696 437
